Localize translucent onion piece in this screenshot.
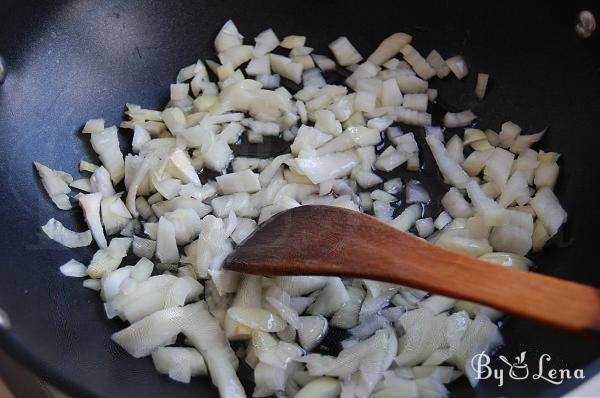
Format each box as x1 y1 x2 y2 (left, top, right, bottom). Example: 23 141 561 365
90 126 125 184
59 259 87 277
445 55 469 79
443 110 476 128
227 306 286 332
425 135 470 188
298 315 328 351
475 73 489 100
529 187 567 237
215 20 243 53
367 32 412 65
87 237 131 278
42 218 92 248
34 162 72 210
329 37 363 66
77 192 107 249
426 50 451 78
294 377 341 398
308 277 350 316
151 347 207 383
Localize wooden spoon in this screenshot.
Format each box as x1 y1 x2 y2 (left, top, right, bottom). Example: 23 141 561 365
225 205 600 337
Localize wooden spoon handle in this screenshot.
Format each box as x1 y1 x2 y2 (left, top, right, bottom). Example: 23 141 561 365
226 206 600 337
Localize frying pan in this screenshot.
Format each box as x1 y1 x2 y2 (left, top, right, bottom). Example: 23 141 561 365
1 0 599 397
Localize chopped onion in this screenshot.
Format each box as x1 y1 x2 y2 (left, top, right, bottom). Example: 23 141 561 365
391 204 422 232
400 45 436 80
90 126 125 184
151 346 207 383
406 180 430 204
215 20 243 53
441 188 473 218
498 121 522 148
445 55 469 79
443 110 476 128
329 37 363 66
34 162 72 210
425 135 470 188
227 307 286 332
42 218 92 248
425 50 451 78
308 277 350 316
281 35 306 49
530 187 567 237
254 29 280 56
367 32 412 65
34 20 569 395
415 217 435 238
295 377 341 398
434 211 453 230
59 259 87 277
475 73 489 100
77 192 106 248
298 315 328 351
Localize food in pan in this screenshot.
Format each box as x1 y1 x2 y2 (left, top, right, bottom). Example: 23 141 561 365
35 20 566 398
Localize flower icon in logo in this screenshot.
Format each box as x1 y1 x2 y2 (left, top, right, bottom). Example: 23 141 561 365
499 351 529 380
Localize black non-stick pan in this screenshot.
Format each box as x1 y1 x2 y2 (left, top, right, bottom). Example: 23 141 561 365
1 1 600 397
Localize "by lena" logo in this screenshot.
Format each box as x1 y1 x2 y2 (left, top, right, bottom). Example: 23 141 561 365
471 351 585 387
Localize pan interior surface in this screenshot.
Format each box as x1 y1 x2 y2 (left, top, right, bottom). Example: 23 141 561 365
0 0 599 397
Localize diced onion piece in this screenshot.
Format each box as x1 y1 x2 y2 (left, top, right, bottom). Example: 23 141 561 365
82 118 105 134
59 259 87 277
354 91 376 113
216 169 261 194
218 45 253 69
280 35 306 49
475 73 489 100
83 278 101 290
79 160 99 173
42 218 92 248
298 315 329 351
510 128 546 154
530 187 567 237
434 211 453 230
87 237 131 279
227 306 286 332
34 162 72 210
312 54 337 71
402 93 428 112
445 55 469 79
90 126 125 184
295 377 341 398
215 20 243 53
416 218 435 238
425 135 471 188
443 110 476 128
308 277 350 316
498 121 522 148
441 188 474 218
381 79 403 106
406 180 430 203
151 347 207 383
77 192 107 249
425 50 450 78
400 45 436 80
254 29 280 56
483 147 514 188
367 32 412 65
329 37 363 66
391 204 422 231
270 54 303 84
295 151 358 184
